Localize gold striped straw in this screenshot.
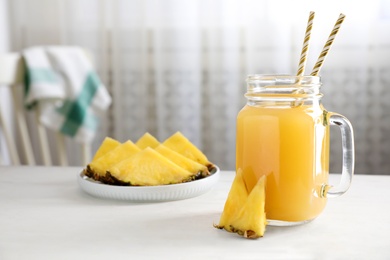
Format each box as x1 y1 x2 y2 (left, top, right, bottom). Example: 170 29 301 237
310 13 346 76
297 11 315 77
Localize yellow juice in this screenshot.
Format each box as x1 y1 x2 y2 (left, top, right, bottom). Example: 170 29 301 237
236 103 330 222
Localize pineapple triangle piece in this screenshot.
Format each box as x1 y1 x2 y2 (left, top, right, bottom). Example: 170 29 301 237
91 137 121 162
215 170 248 232
136 132 160 149
162 132 210 167
155 144 209 178
88 140 141 180
108 147 194 186
229 175 267 239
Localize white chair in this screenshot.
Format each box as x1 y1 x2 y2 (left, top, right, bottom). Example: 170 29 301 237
0 52 91 166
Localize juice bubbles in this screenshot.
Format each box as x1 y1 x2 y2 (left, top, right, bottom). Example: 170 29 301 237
236 75 331 224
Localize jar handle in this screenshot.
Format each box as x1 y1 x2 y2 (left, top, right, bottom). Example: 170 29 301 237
322 112 355 198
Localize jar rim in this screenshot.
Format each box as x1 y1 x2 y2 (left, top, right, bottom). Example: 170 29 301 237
245 74 322 101
246 74 321 84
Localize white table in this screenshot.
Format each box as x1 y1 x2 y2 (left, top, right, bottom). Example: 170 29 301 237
1 166 390 260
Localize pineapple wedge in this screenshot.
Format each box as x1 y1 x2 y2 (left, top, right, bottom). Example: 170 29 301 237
91 137 121 162
216 170 248 232
163 132 211 167
136 132 160 149
215 173 267 239
229 175 267 238
155 144 209 178
84 132 214 186
87 140 141 181
108 147 195 186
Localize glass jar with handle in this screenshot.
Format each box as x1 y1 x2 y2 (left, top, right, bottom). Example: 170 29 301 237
236 75 354 226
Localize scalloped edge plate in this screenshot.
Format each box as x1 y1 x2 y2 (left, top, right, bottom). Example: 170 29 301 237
77 166 220 202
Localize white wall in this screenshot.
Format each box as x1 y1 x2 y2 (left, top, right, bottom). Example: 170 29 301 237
0 0 12 164
0 0 9 51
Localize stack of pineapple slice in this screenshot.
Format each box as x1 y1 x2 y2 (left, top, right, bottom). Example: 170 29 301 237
215 171 267 239
84 132 213 186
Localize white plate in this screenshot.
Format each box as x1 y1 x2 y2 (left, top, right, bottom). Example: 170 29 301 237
77 166 220 202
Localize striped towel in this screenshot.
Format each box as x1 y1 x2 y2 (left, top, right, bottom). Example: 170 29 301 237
23 46 111 144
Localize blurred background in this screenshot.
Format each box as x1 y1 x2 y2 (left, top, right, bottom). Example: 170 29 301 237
1 0 389 174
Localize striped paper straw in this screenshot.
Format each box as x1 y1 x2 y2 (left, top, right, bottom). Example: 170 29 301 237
310 13 346 76
297 11 315 77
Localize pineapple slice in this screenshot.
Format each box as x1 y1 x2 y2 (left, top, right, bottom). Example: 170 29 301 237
215 173 267 239
84 132 214 186
229 175 267 238
163 132 211 167
136 132 160 149
215 170 248 232
91 137 121 162
87 140 141 181
155 144 209 178
108 147 194 186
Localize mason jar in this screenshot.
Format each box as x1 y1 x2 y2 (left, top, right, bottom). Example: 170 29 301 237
236 75 354 226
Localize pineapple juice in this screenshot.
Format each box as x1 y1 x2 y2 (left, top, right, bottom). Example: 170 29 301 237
235 74 355 226
236 103 329 222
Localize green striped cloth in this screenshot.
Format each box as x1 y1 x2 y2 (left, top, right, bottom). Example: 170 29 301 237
23 46 111 144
